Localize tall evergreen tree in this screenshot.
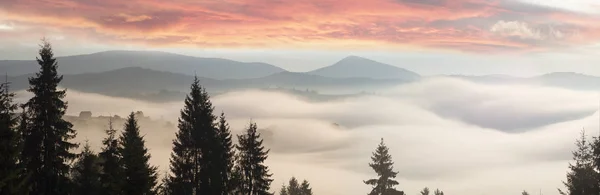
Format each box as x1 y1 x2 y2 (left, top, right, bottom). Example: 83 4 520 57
99 118 123 195
237 122 274 195
365 138 403 195
166 76 219 195
433 189 444 195
0 80 24 194
216 112 237 195
559 130 598 195
71 141 102 195
120 112 158 195
20 39 78 195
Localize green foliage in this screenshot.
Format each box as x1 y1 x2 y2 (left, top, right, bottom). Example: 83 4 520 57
71 141 102 195
120 112 158 195
365 138 402 195
237 122 274 195
98 118 123 195
20 39 78 195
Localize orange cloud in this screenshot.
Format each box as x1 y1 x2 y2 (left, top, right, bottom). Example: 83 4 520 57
0 0 599 52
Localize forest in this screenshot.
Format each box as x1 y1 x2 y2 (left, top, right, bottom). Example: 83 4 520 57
0 41 596 195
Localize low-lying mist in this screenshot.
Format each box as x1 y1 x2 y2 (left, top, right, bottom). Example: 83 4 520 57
14 77 600 195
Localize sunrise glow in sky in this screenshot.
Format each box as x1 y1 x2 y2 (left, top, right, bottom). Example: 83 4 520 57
1 0 600 75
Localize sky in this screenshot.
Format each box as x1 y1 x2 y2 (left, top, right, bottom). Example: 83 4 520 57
13 77 600 195
1 0 600 75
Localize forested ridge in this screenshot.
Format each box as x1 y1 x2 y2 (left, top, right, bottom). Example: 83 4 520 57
0 41 592 195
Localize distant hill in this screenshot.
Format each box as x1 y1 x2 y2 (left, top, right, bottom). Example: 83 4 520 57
451 72 600 91
0 50 286 79
308 55 421 80
8 67 411 102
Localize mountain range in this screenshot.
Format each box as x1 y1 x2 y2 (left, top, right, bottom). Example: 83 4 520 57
3 50 600 102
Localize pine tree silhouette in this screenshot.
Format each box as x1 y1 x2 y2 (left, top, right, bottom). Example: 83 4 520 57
20 39 78 195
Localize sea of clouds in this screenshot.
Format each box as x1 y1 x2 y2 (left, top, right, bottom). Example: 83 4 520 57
14 77 600 195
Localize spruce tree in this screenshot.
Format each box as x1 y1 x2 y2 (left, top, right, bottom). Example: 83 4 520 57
20 39 78 195
216 112 237 195
99 118 123 194
286 177 300 195
420 188 430 195
237 122 274 195
120 112 158 195
280 184 288 195
591 133 600 195
0 80 24 194
365 138 403 195
559 130 598 195
71 141 102 195
299 180 312 195
280 177 313 195
167 76 218 194
433 189 443 195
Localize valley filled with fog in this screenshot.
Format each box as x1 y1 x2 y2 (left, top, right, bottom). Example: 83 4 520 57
13 76 598 195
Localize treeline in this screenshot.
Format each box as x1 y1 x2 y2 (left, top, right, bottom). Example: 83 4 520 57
0 40 444 195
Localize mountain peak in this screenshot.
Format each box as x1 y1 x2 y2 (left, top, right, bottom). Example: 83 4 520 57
308 56 420 80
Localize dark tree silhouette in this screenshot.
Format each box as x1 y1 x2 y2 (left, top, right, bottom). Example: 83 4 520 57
433 189 444 195
280 177 313 195
20 39 78 195
237 122 274 195
365 138 403 195
215 112 237 195
166 76 220 194
559 130 597 195
420 187 430 195
0 80 25 194
99 118 123 194
71 141 102 195
120 112 158 195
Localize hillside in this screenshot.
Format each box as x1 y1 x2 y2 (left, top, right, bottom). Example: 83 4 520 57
308 55 421 80
0 50 286 79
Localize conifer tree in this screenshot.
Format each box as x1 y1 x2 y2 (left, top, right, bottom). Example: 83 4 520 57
237 122 274 195
420 188 430 195
167 76 219 194
71 141 102 195
20 39 78 195
120 112 158 195
365 138 403 195
286 177 300 195
280 177 313 195
280 184 288 195
99 118 123 194
433 189 444 195
0 80 24 194
216 112 237 195
299 180 312 195
559 130 597 195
